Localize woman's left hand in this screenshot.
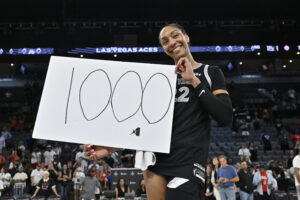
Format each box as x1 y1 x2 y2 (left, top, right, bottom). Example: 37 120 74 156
175 57 200 87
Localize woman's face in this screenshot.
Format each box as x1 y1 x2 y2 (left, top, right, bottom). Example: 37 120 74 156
213 157 219 165
63 164 67 170
0 168 4 173
119 179 125 186
159 26 190 61
206 166 212 174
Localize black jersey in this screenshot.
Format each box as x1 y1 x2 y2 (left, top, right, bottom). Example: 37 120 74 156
148 63 227 184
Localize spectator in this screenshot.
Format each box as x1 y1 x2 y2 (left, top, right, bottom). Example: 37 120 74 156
217 155 239 200
205 164 215 200
0 150 5 171
17 116 24 131
9 116 17 131
58 164 72 199
53 142 62 156
253 165 277 200
293 148 300 199
274 161 288 191
136 178 146 197
240 120 250 138
252 116 261 130
1 127 12 149
60 144 72 165
0 178 3 197
31 147 42 169
47 163 59 184
287 150 295 169
17 141 26 153
80 168 100 200
12 167 28 196
73 167 85 200
115 178 130 199
1 127 12 141
275 119 283 135
249 143 258 162
278 129 290 153
100 164 110 190
211 157 221 200
0 168 11 196
261 129 272 152
238 144 251 163
30 164 44 194
0 133 6 151
88 160 101 171
9 158 23 177
237 161 254 200
75 145 88 172
31 171 60 198
52 155 62 171
103 154 115 168
43 145 56 167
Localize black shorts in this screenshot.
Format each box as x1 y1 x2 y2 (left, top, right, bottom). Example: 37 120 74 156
166 177 204 200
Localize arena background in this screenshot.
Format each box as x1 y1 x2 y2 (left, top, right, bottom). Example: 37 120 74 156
0 0 300 200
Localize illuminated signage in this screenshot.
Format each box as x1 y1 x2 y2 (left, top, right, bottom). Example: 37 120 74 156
0 48 54 55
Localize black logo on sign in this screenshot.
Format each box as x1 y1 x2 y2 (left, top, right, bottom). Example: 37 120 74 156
131 127 140 136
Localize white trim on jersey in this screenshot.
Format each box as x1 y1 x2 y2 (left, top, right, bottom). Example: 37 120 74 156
193 63 203 70
167 177 189 188
204 65 212 90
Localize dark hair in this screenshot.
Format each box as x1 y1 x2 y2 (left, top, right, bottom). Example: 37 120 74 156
158 23 188 45
87 168 95 177
117 178 127 188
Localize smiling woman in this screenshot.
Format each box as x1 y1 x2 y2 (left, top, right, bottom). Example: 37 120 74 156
143 23 233 200
83 23 233 200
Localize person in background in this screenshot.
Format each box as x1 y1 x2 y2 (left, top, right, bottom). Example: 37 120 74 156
217 155 239 200
57 164 72 200
237 161 254 200
253 165 277 200
238 144 251 163
115 178 130 199
73 167 85 200
212 157 221 200
249 143 258 162
30 164 44 194
43 145 55 168
205 164 215 200
80 168 100 200
31 170 60 198
0 150 5 171
136 178 146 197
12 167 28 196
293 146 300 200
261 129 272 152
0 167 11 196
100 164 110 191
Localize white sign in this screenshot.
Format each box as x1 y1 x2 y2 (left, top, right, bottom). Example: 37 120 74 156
33 56 177 153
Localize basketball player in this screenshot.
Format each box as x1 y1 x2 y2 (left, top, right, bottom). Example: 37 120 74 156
84 24 233 200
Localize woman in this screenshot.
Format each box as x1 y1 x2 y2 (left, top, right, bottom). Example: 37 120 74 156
115 178 130 199
136 178 146 197
84 23 232 200
211 157 221 200
57 164 72 200
205 164 215 200
73 167 85 200
249 142 258 162
47 163 59 183
100 164 110 190
0 167 12 196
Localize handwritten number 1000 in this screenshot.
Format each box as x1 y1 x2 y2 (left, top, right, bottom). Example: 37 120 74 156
65 68 173 125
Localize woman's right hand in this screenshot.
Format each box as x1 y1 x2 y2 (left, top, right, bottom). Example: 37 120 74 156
83 144 119 160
